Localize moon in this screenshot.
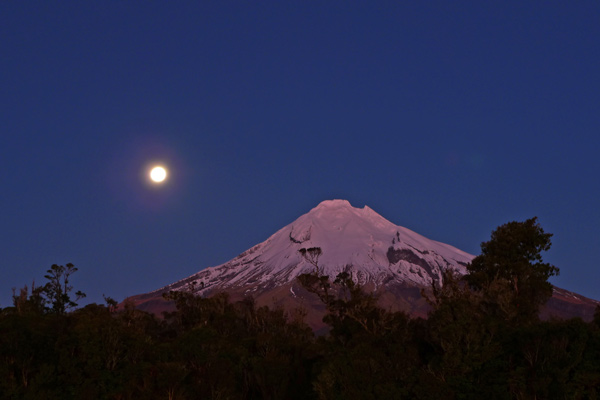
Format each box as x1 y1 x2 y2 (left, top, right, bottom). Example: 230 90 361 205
149 166 167 183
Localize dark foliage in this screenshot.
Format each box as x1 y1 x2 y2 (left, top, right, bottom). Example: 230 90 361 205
42 263 87 315
466 217 559 324
2 219 599 399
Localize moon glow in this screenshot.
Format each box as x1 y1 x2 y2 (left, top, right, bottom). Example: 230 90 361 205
150 166 167 183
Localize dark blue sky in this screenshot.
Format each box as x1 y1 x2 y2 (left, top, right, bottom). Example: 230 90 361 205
2 2 599 307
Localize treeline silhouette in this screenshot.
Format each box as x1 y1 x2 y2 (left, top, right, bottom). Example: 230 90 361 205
2 218 600 399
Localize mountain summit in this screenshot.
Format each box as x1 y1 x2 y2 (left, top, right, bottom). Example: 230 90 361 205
159 199 472 296
127 200 598 327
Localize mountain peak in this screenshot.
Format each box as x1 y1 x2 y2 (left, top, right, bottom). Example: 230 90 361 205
312 199 355 212
308 199 384 224
128 200 600 325
315 199 352 207
152 199 474 299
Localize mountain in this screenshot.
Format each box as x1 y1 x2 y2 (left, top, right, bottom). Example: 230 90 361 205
126 200 599 330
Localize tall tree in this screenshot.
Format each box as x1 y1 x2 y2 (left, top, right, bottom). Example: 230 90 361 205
42 263 86 315
465 217 559 323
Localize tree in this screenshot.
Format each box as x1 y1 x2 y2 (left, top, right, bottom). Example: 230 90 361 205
465 217 559 324
297 248 420 398
9 283 45 315
422 270 506 398
299 247 323 273
42 263 86 315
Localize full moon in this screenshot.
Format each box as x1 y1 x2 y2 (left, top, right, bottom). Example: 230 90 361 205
149 166 167 183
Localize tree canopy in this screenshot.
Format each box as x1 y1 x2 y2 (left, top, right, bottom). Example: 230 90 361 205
466 217 559 323
3 220 599 399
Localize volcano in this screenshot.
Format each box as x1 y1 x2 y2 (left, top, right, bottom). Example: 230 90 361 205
126 200 598 330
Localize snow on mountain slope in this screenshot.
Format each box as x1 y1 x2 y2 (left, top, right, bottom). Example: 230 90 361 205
153 199 475 297
127 199 599 326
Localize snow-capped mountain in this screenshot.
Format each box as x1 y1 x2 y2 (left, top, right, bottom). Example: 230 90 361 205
158 199 473 295
127 199 598 327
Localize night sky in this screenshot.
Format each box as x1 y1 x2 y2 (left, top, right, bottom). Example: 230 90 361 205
2 2 599 308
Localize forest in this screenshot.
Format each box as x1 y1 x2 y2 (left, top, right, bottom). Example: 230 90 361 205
2 218 600 399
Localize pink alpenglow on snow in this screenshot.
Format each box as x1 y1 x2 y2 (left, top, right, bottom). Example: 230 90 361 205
154 199 473 296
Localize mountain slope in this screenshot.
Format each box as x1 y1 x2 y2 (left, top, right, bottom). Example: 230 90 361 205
152 200 472 295
126 200 598 328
